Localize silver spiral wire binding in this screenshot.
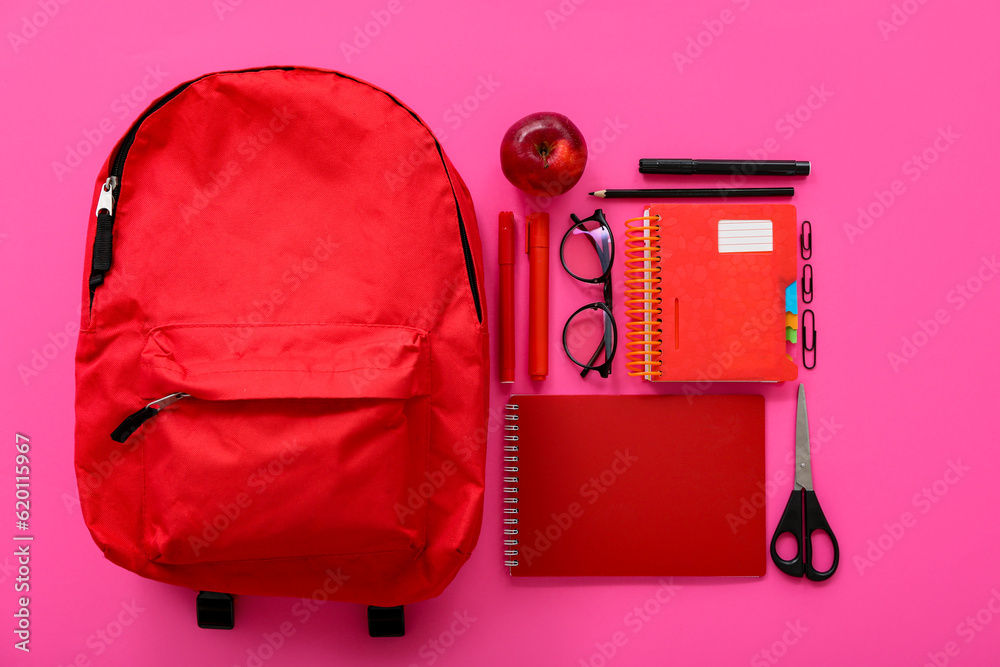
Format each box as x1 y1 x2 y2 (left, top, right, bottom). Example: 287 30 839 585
503 402 520 567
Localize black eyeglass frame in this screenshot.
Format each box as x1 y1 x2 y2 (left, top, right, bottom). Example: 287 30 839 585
559 209 617 379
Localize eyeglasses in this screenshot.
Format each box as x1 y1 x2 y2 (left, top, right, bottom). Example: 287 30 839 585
560 209 617 378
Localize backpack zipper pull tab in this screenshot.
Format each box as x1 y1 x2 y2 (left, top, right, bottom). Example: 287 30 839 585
95 176 117 216
110 392 189 443
88 176 119 297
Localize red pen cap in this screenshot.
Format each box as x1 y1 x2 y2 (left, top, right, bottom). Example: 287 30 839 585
499 212 515 265
525 212 549 381
499 212 516 384
526 212 549 252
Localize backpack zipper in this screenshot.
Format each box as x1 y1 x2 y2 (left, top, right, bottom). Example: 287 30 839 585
88 67 297 310
432 146 482 323
87 67 483 323
110 392 189 443
392 94 482 323
88 79 197 309
457 212 482 322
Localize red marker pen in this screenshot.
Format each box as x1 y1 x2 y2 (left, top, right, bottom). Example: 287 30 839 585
526 212 549 381
498 212 515 384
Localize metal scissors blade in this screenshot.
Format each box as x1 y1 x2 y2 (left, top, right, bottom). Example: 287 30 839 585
795 384 813 491
770 383 839 581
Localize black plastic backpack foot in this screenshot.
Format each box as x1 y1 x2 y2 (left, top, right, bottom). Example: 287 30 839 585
197 591 235 629
367 605 404 637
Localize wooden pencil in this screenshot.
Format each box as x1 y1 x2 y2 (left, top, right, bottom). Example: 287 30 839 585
590 187 794 199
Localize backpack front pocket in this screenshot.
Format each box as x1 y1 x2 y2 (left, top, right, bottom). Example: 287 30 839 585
123 322 431 565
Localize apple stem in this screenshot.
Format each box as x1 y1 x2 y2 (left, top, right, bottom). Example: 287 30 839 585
538 143 550 168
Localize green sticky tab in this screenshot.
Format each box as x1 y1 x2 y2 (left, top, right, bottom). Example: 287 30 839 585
786 326 797 343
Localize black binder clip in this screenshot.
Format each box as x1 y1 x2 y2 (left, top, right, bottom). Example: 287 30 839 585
196 591 234 629
800 220 812 260
802 309 816 370
802 264 813 304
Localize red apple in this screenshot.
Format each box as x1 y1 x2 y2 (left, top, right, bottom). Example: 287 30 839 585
500 112 588 197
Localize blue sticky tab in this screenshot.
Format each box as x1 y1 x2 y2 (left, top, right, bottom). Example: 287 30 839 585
786 282 798 315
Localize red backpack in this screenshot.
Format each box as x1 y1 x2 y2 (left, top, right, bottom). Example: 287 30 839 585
74 67 489 634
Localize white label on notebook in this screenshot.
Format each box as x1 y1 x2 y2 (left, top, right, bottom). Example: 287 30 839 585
717 220 773 253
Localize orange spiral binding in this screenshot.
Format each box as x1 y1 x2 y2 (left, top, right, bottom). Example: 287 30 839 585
624 214 663 378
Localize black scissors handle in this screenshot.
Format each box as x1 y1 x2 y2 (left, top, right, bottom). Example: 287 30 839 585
769 488 839 581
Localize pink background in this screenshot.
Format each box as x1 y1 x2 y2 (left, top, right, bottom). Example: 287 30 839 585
2 0 999 665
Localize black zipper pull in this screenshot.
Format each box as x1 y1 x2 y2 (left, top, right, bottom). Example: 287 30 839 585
110 392 189 443
89 177 118 301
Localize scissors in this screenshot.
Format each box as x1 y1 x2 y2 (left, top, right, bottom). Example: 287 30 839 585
769 384 839 581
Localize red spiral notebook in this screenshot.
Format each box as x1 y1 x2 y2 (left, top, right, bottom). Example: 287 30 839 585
504 394 765 577
623 203 798 382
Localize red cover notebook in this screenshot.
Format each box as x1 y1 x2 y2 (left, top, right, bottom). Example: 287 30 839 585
623 203 798 382
504 394 765 577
